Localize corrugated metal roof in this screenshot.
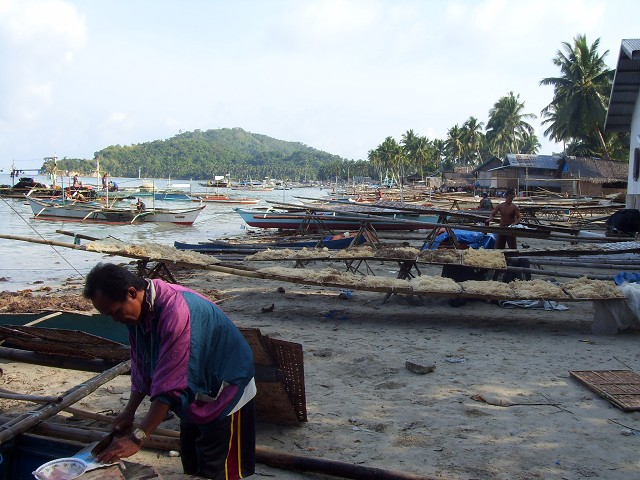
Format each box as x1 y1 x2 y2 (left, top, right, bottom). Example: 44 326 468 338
605 39 640 132
504 154 562 169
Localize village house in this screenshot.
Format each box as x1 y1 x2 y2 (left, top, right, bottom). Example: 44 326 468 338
472 154 627 197
604 39 640 208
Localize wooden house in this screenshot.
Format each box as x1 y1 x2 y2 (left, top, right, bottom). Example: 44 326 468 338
559 156 627 196
476 154 563 193
472 156 501 190
604 39 640 208
472 154 627 196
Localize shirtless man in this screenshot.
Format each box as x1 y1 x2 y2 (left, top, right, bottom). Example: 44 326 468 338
485 189 521 249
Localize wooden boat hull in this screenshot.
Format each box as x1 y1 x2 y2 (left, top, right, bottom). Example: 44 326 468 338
174 234 366 253
194 195 260 205
27 198 204 225
152 192 194 201
234 208 438 231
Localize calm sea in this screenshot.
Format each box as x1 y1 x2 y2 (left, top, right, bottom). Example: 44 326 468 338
0 173 324 292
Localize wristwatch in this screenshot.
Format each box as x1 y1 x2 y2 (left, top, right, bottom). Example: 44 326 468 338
130 427 147 444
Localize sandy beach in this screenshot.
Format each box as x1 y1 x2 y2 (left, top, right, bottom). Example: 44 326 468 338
1 242 640 480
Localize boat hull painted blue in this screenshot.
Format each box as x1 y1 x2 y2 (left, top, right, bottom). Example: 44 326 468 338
174 235 365 253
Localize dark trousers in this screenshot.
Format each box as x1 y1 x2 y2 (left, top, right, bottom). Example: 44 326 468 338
180 400 256 480
496 234 517 249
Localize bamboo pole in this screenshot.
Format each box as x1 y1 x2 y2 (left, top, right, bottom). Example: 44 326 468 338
0 415 179 451
0 360 131 444
0 346 121 373
503 265 613 280
24 311 63 327
62 407 180 439
270 199 627 243
0 388 62 403
525 258 640 270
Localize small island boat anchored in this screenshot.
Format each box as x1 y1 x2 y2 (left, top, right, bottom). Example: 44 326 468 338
26 197 205 225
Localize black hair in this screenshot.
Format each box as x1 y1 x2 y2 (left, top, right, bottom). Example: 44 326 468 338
83 263 146 301
505 188 515 197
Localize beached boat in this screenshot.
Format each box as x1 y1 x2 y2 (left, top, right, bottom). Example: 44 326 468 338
193 195 260 205
27 197 205 225
234 207 438 231
174 234 366 253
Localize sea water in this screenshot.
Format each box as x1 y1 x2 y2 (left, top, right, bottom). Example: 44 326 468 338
0 173 324 292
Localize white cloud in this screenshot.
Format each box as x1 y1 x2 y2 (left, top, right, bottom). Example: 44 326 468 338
0 0 637 169
109 112 128 123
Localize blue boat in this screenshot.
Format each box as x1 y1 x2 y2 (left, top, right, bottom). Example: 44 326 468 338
152 191 195 201
174 234 366 254
234 207 439 231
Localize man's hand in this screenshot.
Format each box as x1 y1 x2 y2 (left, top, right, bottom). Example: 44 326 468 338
96 435 141 464
112 409 135 434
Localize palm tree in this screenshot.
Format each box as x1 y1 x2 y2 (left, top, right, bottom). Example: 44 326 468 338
485 92 536 158
461 117 485 166
540 35 614 159
400 129 421 175
414 136 432 180
378 136 405 186
445 125 464 167
431 139 447 173
520 132 541 155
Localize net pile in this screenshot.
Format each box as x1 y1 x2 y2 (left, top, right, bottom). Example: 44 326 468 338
334 245 376 258
460 280 513 296
418 250 463 264
462 249 507 269
86 241 219 265
563 276 625 299
512 279 567 299
374 246 420 259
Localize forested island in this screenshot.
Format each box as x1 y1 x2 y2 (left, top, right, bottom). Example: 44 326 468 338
50 127 355 182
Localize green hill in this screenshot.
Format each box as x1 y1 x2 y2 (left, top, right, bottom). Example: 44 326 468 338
54 128 352 181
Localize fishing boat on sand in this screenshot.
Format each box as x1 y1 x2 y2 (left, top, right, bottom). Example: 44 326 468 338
26 197 205 225
175 233 366 253
234 207 439 231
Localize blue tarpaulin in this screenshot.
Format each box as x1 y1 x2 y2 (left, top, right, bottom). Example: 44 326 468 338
614 271 640 285
425 229 497 250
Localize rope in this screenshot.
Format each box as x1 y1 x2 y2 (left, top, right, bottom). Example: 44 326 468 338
0 196 85 279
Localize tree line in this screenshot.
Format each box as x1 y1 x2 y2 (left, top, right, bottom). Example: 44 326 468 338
47 35 629 183
368 35 629 184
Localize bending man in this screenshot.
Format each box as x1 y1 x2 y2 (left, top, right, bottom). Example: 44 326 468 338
83 262 256 480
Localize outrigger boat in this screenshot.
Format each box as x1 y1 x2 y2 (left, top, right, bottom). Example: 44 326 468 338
234 206 440 231
174 233 366 254
26 197 205 225
193 195 260 205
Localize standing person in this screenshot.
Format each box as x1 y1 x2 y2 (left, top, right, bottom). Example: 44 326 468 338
477 192 493 210
83 263 256 480
485 188 521 249
102 173 108 190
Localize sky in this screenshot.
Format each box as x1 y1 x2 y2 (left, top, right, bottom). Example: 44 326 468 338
0 0 638 172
